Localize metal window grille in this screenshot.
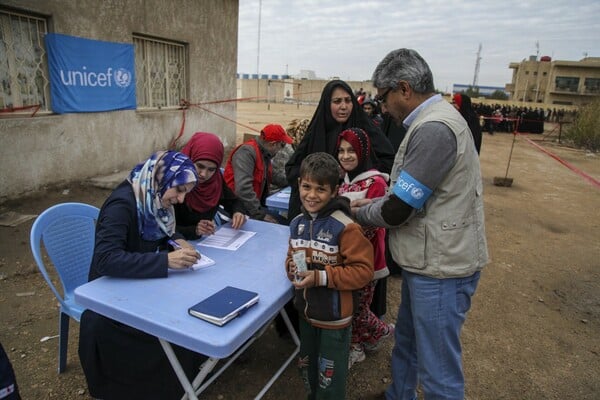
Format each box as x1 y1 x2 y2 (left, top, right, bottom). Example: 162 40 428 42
0 9 50 112
133 35 187 109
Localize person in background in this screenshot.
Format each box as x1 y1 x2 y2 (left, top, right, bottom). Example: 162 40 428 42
79 150 203 400
362 99 384 126
452 93 482 154
286 152 374 399
270 118 310 192
0 341 20 400
224 123 293 223
336 127 394 369
285 79 395 222
175 132 246 239
352 48 488 400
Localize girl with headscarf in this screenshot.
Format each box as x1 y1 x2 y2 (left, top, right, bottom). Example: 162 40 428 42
175 132 246 239
79 150 204 400
336 128 394 369
285 79 395 221
452 93 482 154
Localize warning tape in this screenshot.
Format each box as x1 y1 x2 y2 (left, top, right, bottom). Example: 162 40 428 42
0 104 41 117
521 136 600 189
169 90 322 149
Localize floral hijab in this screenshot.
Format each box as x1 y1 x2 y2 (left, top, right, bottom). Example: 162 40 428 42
127 151 198 241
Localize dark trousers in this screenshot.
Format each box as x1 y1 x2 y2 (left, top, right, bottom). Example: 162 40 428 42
298 318 351 399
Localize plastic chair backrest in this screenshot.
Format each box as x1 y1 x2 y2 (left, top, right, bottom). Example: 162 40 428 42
30 202 99 320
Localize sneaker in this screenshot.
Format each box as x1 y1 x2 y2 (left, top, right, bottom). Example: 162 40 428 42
348 344 366 369
363 323 395 352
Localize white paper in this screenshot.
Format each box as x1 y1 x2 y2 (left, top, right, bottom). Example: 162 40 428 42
197 227 256 251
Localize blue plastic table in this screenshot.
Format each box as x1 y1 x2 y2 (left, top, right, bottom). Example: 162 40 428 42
266 186 291 216
75 219 298 399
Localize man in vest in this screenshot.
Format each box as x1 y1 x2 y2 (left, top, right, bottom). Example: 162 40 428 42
224 123 292 223
351 48 488 400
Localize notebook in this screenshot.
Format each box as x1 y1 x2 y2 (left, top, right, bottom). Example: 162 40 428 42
188 286 259 326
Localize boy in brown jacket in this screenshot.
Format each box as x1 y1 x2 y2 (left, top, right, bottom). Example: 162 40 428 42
286 152 374 399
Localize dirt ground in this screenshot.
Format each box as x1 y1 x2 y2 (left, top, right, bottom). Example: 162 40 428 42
1 102 599 399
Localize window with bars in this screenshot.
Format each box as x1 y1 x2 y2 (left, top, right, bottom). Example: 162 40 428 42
0 8 50 113
133 35 187 109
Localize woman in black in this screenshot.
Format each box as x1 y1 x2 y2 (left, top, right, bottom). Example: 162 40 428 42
285 80 395 221
453 93 482 154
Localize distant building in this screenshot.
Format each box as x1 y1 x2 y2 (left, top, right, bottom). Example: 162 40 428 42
505 55 600 107
296 70 317 80
452 84 508 97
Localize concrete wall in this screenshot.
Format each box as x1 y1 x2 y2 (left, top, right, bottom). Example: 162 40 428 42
0 0 239 201
237 78 376 104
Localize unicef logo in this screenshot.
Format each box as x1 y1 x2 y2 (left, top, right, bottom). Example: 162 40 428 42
411 187 424 199
114 68 132 88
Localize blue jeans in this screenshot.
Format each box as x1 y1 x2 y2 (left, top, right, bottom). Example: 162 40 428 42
386 270 481 400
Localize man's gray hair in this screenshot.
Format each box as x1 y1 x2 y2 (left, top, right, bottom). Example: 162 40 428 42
372 48 435 94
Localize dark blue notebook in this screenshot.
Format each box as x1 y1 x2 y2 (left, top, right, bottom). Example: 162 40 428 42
188 286 259 326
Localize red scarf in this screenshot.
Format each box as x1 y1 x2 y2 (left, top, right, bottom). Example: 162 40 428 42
181 132 224 213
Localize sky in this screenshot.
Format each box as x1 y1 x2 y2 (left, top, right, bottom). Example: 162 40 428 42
237 0 600 93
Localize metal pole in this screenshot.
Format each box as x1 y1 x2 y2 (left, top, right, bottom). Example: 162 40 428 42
256 0 262 103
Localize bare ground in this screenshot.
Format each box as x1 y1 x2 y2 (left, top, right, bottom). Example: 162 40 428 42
0 102 599 399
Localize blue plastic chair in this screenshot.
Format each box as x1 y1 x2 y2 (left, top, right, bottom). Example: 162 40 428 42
29 202 99 373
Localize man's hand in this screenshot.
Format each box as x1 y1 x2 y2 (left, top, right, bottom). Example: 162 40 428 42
350 198 372 216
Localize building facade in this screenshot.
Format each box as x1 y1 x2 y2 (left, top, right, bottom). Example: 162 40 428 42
506 55 600 107
0 0 239 201
236 77 376 105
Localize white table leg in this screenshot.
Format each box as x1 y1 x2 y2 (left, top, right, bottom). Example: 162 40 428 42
159 338 198 400
254 308 300 399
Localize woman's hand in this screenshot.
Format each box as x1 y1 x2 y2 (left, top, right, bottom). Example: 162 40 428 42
196 219 216 236
230 212 247 229
168 248 200 269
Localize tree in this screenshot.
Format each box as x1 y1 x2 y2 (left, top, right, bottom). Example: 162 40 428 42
489 90 509 100
462 86 480 98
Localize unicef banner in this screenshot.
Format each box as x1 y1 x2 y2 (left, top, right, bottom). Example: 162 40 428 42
45 33 136 114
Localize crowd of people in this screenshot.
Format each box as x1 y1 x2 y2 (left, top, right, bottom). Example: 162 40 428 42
0 48 497 400
473 103 576 135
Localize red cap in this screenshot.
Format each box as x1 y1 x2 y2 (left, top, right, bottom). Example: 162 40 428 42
260 124 293 144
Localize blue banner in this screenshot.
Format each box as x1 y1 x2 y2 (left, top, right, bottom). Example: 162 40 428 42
45 33 136 114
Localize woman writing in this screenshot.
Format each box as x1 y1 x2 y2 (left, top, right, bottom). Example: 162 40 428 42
175 132 246 239
285 79 395 221
79 150 203 400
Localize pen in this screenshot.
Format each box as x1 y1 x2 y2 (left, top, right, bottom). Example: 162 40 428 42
168 239 201 258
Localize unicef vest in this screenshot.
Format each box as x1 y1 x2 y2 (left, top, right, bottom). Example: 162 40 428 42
389 100 488 278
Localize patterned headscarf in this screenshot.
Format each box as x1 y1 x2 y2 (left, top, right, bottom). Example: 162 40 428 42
128 151 198 240
181 132 224 213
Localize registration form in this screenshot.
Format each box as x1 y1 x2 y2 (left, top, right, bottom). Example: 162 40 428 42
197 227 256 251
